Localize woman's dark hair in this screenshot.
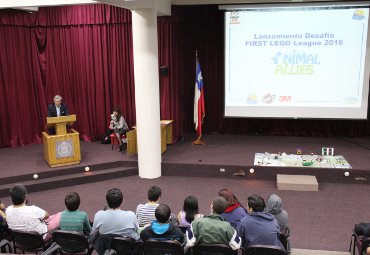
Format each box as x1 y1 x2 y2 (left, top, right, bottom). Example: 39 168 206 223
183 195 199 223
218 188 248 212
113 107 122 122
218 188 240 206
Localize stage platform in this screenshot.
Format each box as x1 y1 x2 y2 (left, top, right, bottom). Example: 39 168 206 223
161 134 370 183
0 134 370 197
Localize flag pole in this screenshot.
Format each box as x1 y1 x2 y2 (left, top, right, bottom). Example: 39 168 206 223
193 50 205 145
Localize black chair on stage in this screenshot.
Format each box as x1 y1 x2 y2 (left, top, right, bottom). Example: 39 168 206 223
192 243 236 255
10 229 52 254
243 245 286 255
143 239 183 255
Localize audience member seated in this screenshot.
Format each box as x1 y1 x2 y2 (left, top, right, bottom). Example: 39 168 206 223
218 188 247 229
0 200 10 240
140 204 184 243
5 184 61 240
136 186 162 227
265 194 288 233
237 195 283 249
59 192 92 236
91 188 139 240
185 196 241 251
177 195 203 226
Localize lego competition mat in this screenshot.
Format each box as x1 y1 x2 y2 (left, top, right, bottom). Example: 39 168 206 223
254 153 352 169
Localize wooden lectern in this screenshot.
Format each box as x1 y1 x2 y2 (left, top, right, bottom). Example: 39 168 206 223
126 120 173 157
42 115 81 167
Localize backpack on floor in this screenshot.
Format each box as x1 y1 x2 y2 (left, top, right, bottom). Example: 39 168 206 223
101 130 113 144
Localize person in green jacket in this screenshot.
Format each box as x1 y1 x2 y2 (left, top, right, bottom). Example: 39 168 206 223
185 196 241 251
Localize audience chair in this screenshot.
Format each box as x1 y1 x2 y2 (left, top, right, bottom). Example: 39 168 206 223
10 229 52 254
110 134 127 150
143 239 183 255
104 237 136 255
243 245 286 255
52 230 93 255
192 243 236 255
177 225 189 234
350 233 370 255
0 239 12 253
278 227 291 254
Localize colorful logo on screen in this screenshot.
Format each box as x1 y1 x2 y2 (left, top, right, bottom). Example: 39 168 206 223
246 94 258 105
229 11 240 24
272 51 318 76
262 93 275 104
352 10 365 20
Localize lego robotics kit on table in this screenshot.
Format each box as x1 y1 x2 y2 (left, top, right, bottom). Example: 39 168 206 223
254 147 351 169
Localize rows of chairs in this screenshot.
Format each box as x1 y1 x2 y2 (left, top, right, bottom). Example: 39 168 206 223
0 227 291 255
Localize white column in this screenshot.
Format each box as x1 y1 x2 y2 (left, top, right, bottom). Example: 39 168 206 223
131 7 161 179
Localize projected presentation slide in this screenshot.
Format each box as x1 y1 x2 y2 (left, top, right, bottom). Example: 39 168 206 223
224 5 370 119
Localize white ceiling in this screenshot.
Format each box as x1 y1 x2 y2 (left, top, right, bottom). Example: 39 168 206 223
0 0 361 13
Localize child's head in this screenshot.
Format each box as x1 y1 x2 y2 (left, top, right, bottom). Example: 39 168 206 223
9 184 27 205
147 186 162 202
65 192 80 211
155 204 171 224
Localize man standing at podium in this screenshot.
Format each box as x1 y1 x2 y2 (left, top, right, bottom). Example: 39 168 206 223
48 95 69 117
47 95 69 135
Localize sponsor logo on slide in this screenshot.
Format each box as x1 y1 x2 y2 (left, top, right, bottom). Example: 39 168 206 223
279 96 292 103
352 10 365 20
343 97 359 104
229 11 240 24
246 93 258 105
262 93 276 104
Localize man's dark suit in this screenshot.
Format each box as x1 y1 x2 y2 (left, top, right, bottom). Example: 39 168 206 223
47 103 69 134
47 103 69 117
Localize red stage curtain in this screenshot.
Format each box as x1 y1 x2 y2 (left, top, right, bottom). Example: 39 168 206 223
0 5 135 147
1 4 369 148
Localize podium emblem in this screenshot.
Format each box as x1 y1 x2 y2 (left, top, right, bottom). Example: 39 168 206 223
56 140 74 158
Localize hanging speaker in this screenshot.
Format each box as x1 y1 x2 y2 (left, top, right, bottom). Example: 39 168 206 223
160 66 169 76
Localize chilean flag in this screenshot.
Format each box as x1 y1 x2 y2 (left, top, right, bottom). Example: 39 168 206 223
194 59 205 137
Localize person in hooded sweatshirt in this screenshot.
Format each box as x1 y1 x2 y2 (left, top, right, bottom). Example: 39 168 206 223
218 188 247 229
237 195 283 249
140 204 184 243
265 194 288 233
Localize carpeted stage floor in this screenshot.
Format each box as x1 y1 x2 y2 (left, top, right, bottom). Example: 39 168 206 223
1 133 370 252
1 133 370 178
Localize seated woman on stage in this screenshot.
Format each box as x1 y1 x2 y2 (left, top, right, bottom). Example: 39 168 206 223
109 107 129 152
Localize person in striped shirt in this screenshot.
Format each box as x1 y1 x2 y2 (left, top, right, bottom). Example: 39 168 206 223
59 192 92 236
136 186 162 227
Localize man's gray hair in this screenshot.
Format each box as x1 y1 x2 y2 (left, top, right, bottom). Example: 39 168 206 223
54 95 63 101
